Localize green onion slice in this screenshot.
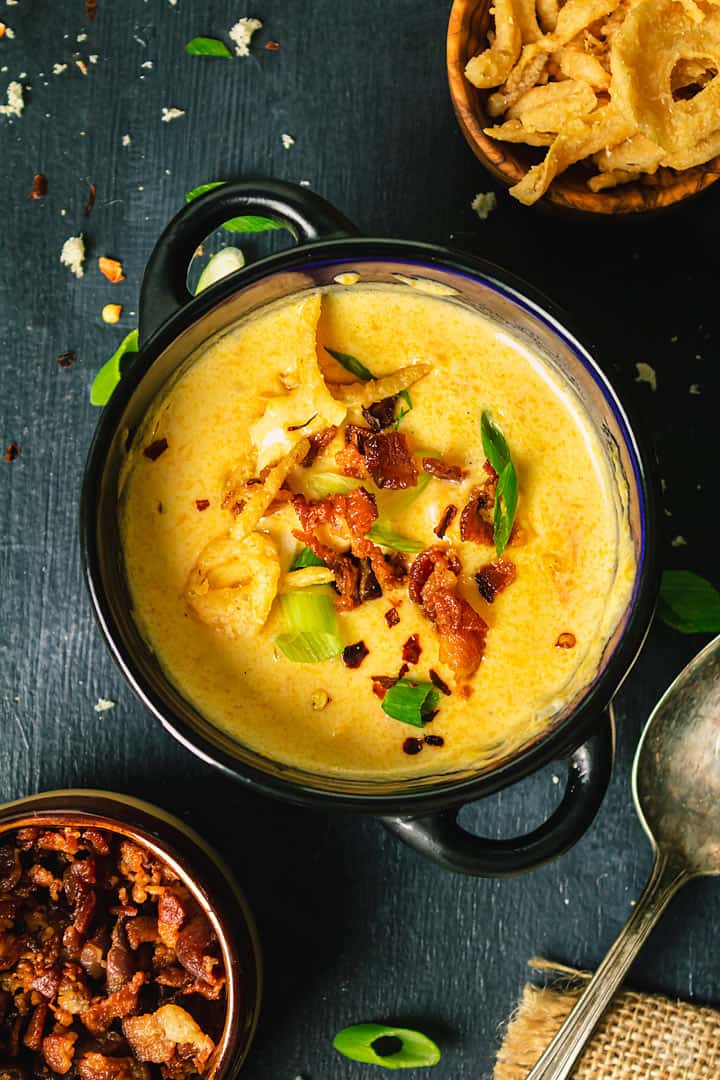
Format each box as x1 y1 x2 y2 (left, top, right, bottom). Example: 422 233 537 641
185 181 285 233
275 587 342 663
195 247 245 293
658 570 720 634
304 472 362 500
90 329 139 407
290 547 327 571
394 389 412 428
333 1024 441 1069
184 36 233 58
367 523 424 553
325 346 374 382
381 680 441 727
480 410 518 558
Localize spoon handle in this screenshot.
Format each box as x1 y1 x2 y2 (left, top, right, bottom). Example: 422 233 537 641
526 854 689 1080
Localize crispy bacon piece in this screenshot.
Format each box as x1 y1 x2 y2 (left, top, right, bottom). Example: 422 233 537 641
402 634 421 665
83 830 111 856
106 921 136 992
475 558 516 603
82 970 145 1034
43 1028 79 1074
123 1015 175 1064
292 488 404 608
364 431 418 489
362 396 398 432
23 1003 49 1051
0 932 25 972
125 916 159 951
157 888 194 950
36 829 82 856
434 504 457 540
409 547 487 679
0 843 21 891
77 1053 151 1080
33 967 62 1000
300 426 337 467
335 444 368 478
57 963 92 1016
459 462 498 545
556 632 576 648
422 457 465 481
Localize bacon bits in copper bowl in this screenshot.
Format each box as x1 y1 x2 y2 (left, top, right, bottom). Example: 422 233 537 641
0 791 261 1080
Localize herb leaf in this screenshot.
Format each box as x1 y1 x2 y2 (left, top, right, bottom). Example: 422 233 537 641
480 409 518 557
290 547 327 571
195 247 245 293
325 346 374 382
184 37 233 58
90 329 139 407
367 522 424 553
658 570 720 634
334 1023 441 1069
185 181 285 233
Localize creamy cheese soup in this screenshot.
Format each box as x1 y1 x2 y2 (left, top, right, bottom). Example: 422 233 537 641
120 285 635 778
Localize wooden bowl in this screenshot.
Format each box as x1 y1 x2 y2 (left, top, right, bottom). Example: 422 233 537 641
446 0 720 215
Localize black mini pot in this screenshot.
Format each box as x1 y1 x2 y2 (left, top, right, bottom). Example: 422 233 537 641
81 179 658 877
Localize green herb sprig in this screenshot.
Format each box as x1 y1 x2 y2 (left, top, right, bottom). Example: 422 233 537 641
658 570 720 634
324 346 374 382
480 409 518 558
333 1023 441 1069
184 37 233 58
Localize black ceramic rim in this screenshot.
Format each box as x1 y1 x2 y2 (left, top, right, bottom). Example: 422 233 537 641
80 235 659 816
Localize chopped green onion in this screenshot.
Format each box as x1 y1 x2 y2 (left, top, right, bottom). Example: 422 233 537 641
394 389 412 429
90 329 139 407
381 680 441 727
325 346 375 382
290 547 327 571
480 410 518 558
185 181 286 233
367 523 424 553
195 247 245 293
304 472 362 500
658 570 720 633
333 1024 441 1069
275 587 342 663
382 469 431 517
184 36 233 58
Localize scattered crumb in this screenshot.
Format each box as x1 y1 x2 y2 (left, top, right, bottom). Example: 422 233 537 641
168 0 177 5
299 179 311 187
471 191 497 220
94 698 115 712
671 535 687 548
660 477 667 493
4 441 20 463
52 62 67 75
89 54 98 63
161 106 185 122
4 25 13 38
563 898 570 906
121 132 131 146
75 58 88 75
670 335 678 343
56 350 77 368
229 16 262 57
689 383 701 395
60 234 85 278
634 362 657 392
6 1 18 6
102 303 123 324
141 59 153 69
551 774 560 785
60 208 67 216
0 79 23 116
77 31 87 42
281 132 295 149
695 353 702 360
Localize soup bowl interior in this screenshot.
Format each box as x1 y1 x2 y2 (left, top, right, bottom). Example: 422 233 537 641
83 242 653 811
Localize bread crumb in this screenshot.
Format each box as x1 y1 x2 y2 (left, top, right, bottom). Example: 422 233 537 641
671 535 687 547
4 25 14 38
689 383 701 395
53 62 67 74
141 59 153 69
229 16 262 57
94 698 115 712
299 179 311 187
0 79 23 116
77 32 87 42
89 54 98 63
634 362 657 392
121 132 131 146
102 303 123 324
471 191 497 220
60 234 85 278
161 106 185 122
281 132 295 149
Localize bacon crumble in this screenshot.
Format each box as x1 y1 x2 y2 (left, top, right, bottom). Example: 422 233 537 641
84 183 97 218
4 442 21 463
29 173 48 200
459 462 498 545
475 558 516 603
422 457 465 481
409 546 488 679
194 500 210 512
434 504 457 539
56 351 77 368
556 632 577 648
361 396 398 432
300 425 337 467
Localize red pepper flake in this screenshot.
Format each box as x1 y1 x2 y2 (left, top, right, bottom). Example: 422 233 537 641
475 558 517 603
342 641 369 669
428 669 451 696
371 675 397 700
56 350 77 368
143 438 168 461
556 632 576 649
28 173 48 200
264 39 282 50
402 634 421 665
424 734 445 747
86 0 97 19
397 662 410 680
384 607 400 628
434 503 457 539
195 499 210 512
84 183 97 217
422 457 465 482
4 441 21 463
403 737 423 756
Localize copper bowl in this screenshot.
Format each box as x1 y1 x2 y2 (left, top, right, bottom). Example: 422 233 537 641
446 0 720 214
0 789 262 1080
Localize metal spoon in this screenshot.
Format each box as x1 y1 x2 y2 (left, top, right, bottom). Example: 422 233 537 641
527 634 720 1080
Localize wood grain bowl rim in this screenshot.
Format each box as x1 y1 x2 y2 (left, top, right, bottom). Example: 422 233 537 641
446 0 720 215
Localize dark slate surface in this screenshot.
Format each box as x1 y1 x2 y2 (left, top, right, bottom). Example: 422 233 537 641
0 2 718 1078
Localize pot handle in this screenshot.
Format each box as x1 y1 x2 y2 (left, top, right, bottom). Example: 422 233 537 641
381 709 614 877
139 179 360 344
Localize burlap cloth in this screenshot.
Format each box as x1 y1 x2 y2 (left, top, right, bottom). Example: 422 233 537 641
495 959 720 1079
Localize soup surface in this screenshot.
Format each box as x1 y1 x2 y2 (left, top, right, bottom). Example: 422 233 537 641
120 283 635 778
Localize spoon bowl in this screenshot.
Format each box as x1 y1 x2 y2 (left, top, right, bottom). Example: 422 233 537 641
528 635 720 1079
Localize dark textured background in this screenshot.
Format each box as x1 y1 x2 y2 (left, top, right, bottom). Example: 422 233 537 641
1 2 718 1077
